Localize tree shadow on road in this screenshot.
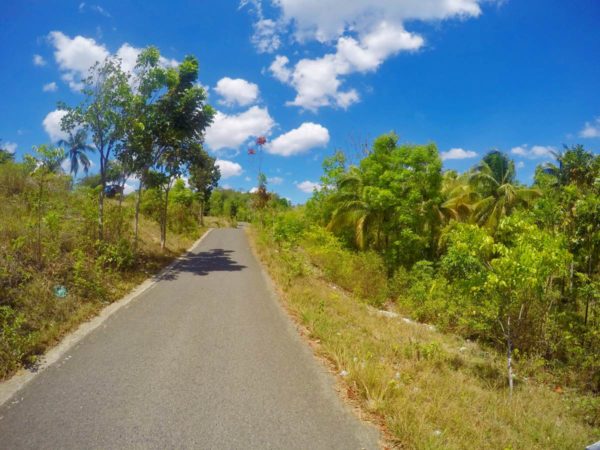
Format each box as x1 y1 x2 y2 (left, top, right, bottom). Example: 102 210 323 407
156 248 247 281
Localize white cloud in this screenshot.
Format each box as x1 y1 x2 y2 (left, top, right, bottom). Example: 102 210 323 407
269 22 423 110
33 54 46 66
216 159 243 179
3 142 17 154
267 176 284 185
241 1 282 53
115 43 179 76
272 0 482 43
43 82 58 92
580 117 600 138
252 19 281 53
269 55 292 83
48 32 178 92
296 180 321 193
48 31 110 90
205 106 275 151
516 161 525 169
42 110 69 143
249 187 259 193
214 77 260 107
440 148 477 160
510 144 555 159
255 0 484 110
115 43 140 75
266 122 330 156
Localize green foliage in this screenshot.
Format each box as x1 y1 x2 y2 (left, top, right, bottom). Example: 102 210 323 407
304 227 389 307
0 306 32 378
296 132 599 393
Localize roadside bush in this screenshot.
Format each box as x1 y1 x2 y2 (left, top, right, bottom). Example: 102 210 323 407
304 227 388 306
272 209 307 245
0 306 32 378
96 238 135 270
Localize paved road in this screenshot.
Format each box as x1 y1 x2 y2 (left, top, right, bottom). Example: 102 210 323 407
0 228 379 449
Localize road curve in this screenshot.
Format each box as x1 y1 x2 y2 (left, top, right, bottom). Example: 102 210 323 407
0 227 379 449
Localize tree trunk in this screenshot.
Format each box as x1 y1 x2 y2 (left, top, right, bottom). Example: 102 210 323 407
160 184 171 251
198 199 205 227
98 189 105 241
134 182 143 252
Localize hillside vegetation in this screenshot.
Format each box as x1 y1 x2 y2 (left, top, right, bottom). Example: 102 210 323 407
0 45 221 379
248 133 599 447
0 160 212 379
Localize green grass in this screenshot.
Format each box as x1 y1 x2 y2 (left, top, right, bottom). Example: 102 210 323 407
0 183 207 380
249 225 599 449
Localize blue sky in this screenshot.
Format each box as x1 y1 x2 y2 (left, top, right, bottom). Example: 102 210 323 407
1 0 599 203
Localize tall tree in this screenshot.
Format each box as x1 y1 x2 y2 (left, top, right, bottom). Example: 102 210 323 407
188 144 220 226
328 133 443 268
470 151 541 229
60 57 132 240
23 145 66 265
125 48 213 250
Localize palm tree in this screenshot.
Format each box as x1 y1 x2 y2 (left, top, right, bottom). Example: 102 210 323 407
440 170 478 223
470 151 541 229
327 168 392 250
542 144 596 188
58 129 95 180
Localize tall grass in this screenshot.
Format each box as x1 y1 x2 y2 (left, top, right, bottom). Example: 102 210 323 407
0 162 204 379
250 224 599 449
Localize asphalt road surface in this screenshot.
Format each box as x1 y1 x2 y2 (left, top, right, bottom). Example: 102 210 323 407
0 227 379 449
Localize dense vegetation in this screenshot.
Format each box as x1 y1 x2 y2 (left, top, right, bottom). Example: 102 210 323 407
0 47 220 379
248 134 599 447
264 134 599 394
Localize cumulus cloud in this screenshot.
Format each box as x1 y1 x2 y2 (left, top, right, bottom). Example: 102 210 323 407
510 144 555 159
296 180 321 193
440 148 477 160
266 122 330 156
42 110 69 142
580 117 600 138
251 0 485 110
43 82 58 92
272 0 482 43
216 159 244 179
48 31 109 90
33 54 46 66
205 106 275 151
3 142 17 154
48 32 178 92
214 77 260 107
269 22 423 110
